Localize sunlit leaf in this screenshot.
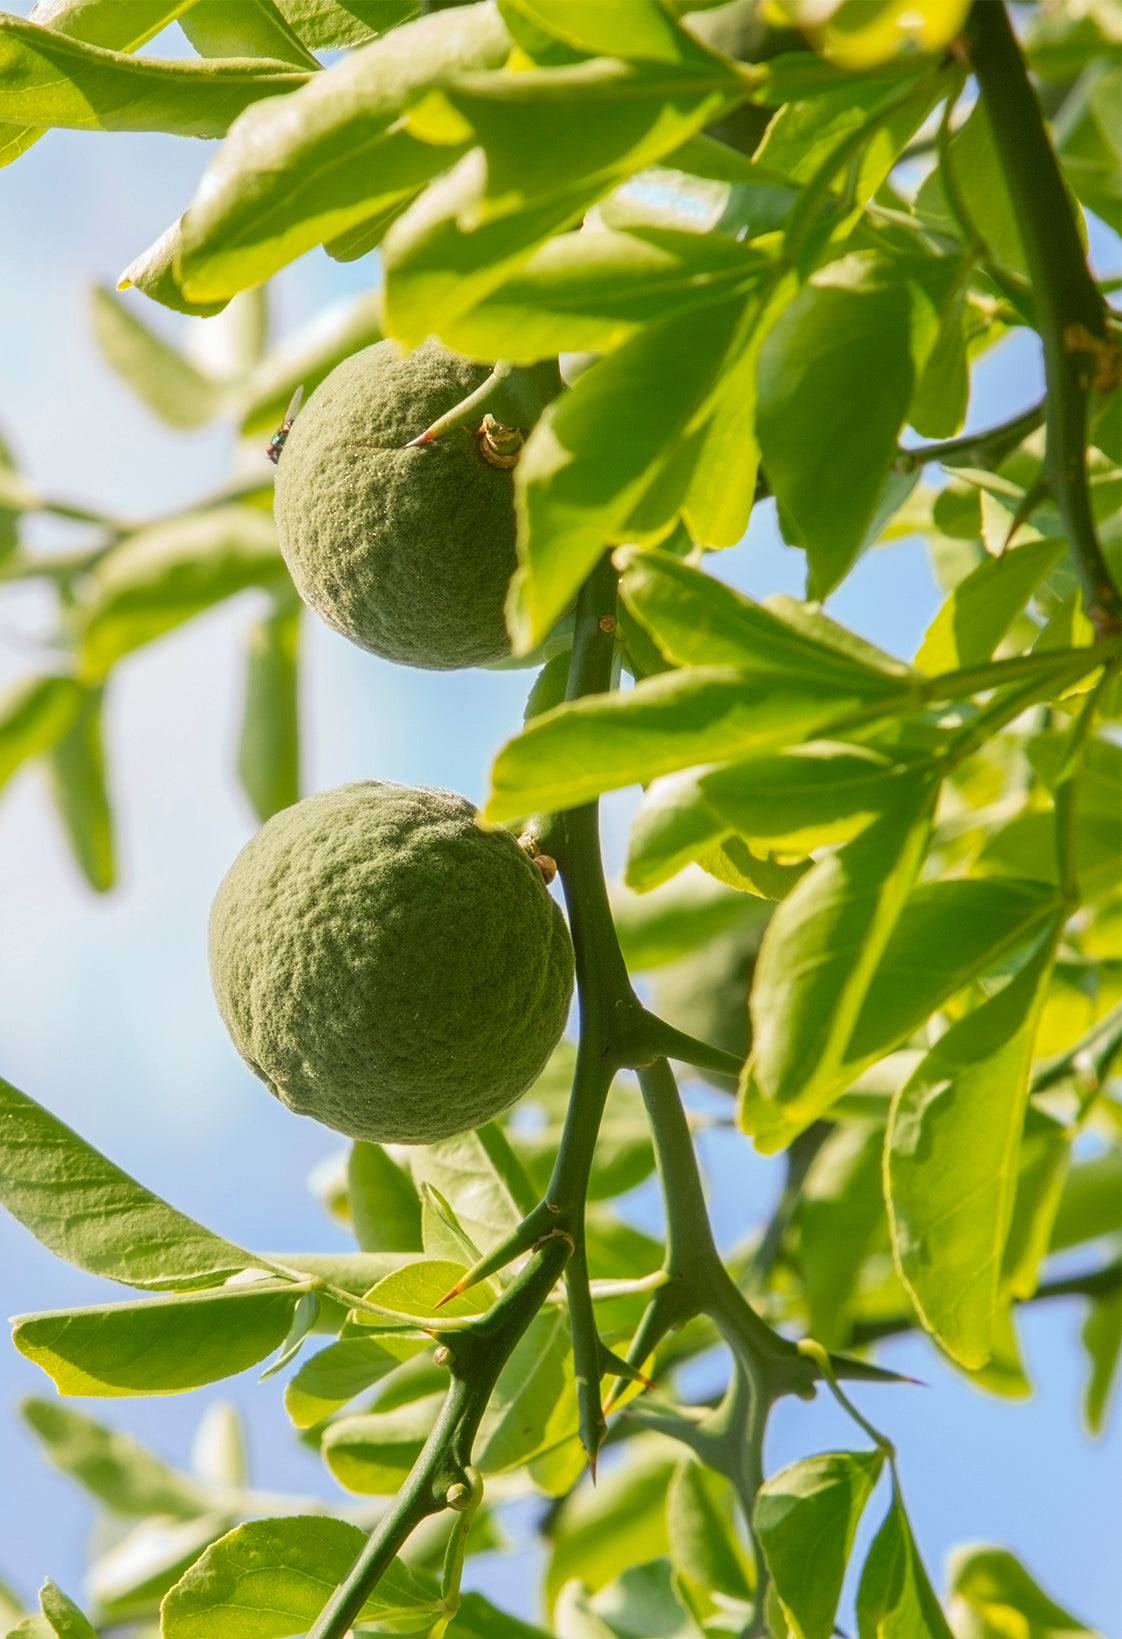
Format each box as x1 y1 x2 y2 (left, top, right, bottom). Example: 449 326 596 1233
21 1398 208 1518
756 1449 884 1639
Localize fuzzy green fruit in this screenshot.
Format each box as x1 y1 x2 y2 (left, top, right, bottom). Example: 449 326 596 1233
209 782 574 1145
274 339 517 670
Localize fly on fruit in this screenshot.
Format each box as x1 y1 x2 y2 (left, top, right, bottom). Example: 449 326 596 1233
266 386 304 464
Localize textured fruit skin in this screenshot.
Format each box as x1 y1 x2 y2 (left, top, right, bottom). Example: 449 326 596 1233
274 339 516 670
652 916 766 1092
209 782 574 1145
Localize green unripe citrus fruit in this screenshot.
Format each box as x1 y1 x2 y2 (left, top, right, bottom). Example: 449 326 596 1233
274 339 518 670
209 781 574 1145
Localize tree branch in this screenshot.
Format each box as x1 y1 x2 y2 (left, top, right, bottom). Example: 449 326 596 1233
965 0 1121 637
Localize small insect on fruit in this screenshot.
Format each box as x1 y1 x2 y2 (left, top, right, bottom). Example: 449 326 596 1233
266 386 304 464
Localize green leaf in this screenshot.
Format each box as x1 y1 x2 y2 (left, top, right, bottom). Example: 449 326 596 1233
347 1141 423 1253
947 1543 1105 1638
611 867 769 969
1082 1287 1121 1435
1049 1149 1121 1252
502 0 725 67
361 1258 497 1323
915 100 1027 278
409 1123 537 1253
740 775 937 1151
0 0 202 169
886 924 1062 1369
117 217 229 318
844 877 1064 1073
47 684 115 893
88 285 223 429
476 1307 578 1472
0 1076 256 1289
757 251 966 597
999 1109 1069 1302
546 1445 676 1608
856 1487 954 1639
756 1450 884 1639
79 505 283 680
0 15 308 137
667 1459 754 1602
618 549 914 687
625 769 730 893
13 1281 299 1396
87 1512 231 1625
796 1121 887 1348
236 600 300 823
273 0 410 50
915 537 1066 674
486 666 910 822
321 1393 446 1492
382 55 744 348
0 675 83 795
448 1591 557 1639
21 1397 208 1517
35 1583 97 1639
179 0 321 69
509 294 753 651
175 5 510 301
284 1335 407 1428
160 1516 440 1638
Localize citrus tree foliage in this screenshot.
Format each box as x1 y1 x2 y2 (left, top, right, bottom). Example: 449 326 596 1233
0 0 1120 1636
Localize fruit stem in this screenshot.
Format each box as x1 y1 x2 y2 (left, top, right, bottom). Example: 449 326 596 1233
406 358 564 447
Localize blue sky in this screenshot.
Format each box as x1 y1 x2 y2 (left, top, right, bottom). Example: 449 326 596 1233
0 38 1118 1634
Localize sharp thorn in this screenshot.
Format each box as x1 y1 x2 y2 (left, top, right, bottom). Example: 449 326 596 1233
405 429 434 447
433 1282 464 1310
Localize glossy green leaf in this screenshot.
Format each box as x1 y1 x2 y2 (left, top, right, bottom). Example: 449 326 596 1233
886 925 1062 1368
0 15 308 137
509 295 750 651
796 1121 886 1348
487 666 909 822
21 1398 207 1518
740 776 936 1151
347 1141 423 1253
284 1334 407 1428
756 1449 884 1639
236 600 300 823
0 0 200 168
321 1392 446 1492
1082 1288 1121 1434
915 100 1027 278
438 223 770 361
844 876 1063 1073
361 1258 497 1323
175 5 509 301
618 548 914 687
79 505 283 680
179 0 320 68
0 1076 255 1289
88 285 222 429
947 1543 1104 1637
0 675 83 795
503 0 725 67
757 251 965 597
476 1307 578 1472
611 867 768 969
13 1282 299 1396
915 537 1066 673
857 1488 954 1639
667 1459 754 1602
47 685 115 893
624 769 731 892
546 1445 675 1607
382 56 743 347
448 1592 557 1639
409 1123 536 1253
160 1516 440 1638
